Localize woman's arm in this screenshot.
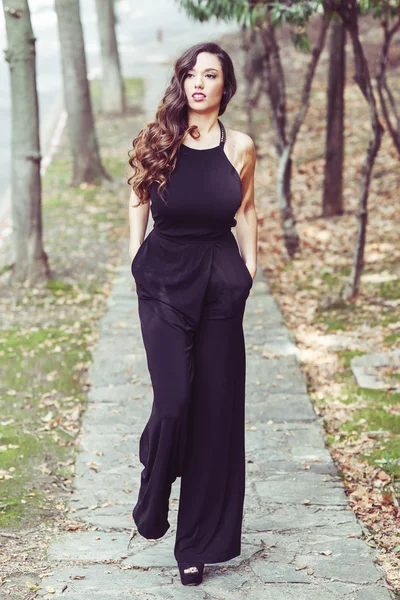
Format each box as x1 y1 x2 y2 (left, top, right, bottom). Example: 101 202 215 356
235 135 258 280
128 188 150 262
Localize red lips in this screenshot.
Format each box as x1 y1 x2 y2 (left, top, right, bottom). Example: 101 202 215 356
192 93 206 98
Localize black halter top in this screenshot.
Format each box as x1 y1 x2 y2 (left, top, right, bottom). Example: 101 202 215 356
149 119 242 240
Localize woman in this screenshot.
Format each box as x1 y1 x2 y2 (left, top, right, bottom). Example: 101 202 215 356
127 41 257 586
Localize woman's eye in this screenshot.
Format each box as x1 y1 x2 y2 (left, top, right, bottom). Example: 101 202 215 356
186 73 216 79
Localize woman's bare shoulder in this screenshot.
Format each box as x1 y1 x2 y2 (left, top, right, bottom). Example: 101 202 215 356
226 127 255 156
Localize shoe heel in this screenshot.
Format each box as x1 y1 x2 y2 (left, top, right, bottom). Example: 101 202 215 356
177 562 204 585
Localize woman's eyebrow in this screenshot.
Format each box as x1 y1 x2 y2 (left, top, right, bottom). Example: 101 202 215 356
188 68 219 72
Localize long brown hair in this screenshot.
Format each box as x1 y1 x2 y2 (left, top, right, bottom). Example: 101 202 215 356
127 42 237 205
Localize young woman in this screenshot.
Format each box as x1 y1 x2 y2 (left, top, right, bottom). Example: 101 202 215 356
127 41 257 586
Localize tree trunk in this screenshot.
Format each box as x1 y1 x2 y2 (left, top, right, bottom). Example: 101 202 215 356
335 1 385 301
375 13 400 156
55 0 110 185
259 16 300 258
260 12 330 258
323 17 346 217
95 0 125 115
276 149 298 256
260 16 287 156
2 0 50 285
240 24 265 144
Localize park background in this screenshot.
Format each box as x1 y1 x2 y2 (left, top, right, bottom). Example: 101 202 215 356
0 0 399 598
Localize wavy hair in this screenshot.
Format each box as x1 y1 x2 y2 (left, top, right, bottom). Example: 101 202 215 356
127 42 237 205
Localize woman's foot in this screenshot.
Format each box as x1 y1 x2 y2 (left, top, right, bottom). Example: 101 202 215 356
177 561 204 585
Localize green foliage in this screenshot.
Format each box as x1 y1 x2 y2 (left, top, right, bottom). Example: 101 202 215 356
177 0 400 29
290 30 311 51
176 0 336 52
176 0 324 28
176 0 239 23
270 0 320 26
359 0 400 19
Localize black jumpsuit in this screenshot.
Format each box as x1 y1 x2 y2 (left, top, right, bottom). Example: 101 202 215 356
130 118 253 564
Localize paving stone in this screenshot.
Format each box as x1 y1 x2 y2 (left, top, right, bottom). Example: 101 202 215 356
244 504 357 533
88 382 151 404
255 472 349 506
351 588 394 600
38 588 207 600
261 327 300 357
200 569 251 592
351 350 400 390
251 558 312 583
244 534 385 585
246 392 316 421
48 531 131 562
72 507 135 530
124 536 263 568
191 581 355 600
247 358 309 394
81 404 145 430
77 430 141 455
241 582 391 600
38 564 173 595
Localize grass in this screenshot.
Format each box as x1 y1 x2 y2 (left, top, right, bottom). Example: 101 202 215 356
294 253 400 480
380 278 400 300
89 77 145 114
0 325 90 527
329 351 400 478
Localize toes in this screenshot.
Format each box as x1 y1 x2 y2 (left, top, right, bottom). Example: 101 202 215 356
183 567 199 574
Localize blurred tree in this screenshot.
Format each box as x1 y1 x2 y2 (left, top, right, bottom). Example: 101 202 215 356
332 0 385 301
323 16 346 218
2 0 50 285
240 24 266 144
55 0 110 185
95 0 126 114
374 0 400 155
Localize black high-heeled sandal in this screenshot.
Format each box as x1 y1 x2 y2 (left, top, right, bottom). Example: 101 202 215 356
177 561 204 585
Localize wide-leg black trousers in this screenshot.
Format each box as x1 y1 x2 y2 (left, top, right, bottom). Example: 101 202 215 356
130 228 253 564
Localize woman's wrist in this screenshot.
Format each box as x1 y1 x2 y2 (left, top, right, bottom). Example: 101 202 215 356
246 262 257 279
129 242 141 261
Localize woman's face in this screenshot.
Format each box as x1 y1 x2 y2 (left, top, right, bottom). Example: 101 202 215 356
183 52 224 113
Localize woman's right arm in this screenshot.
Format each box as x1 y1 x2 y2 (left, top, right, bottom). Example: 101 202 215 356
128 188 150 262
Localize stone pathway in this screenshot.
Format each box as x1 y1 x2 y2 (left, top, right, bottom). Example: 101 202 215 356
38 259 394 599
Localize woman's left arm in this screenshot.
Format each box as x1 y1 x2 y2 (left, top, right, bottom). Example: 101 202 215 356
236 135 258 280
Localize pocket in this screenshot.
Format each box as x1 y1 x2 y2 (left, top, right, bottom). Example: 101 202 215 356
130 238 147 273
241 258 253 287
